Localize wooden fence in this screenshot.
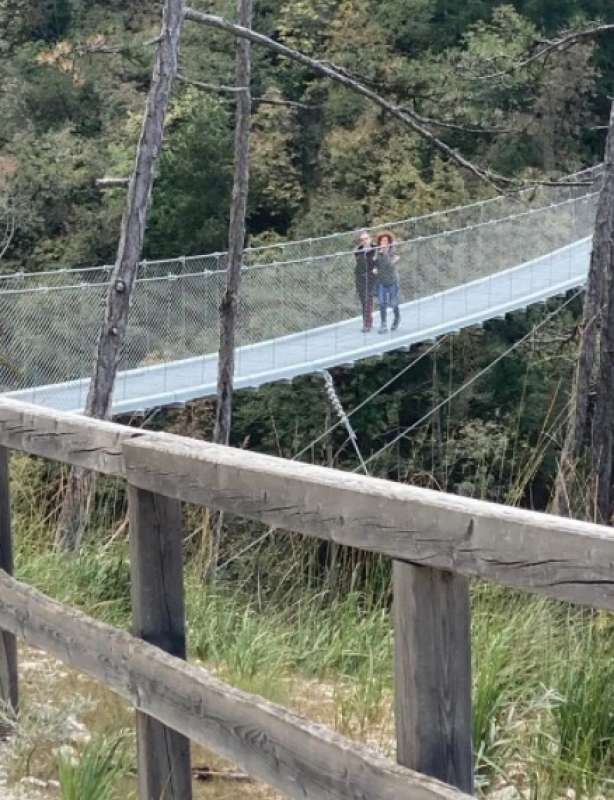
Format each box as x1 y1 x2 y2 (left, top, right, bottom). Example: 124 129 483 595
0 396 613 799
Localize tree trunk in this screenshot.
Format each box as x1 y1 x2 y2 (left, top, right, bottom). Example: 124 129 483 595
55 0 184 550
208 0 253 576
553 101 614 520
590 105 614 521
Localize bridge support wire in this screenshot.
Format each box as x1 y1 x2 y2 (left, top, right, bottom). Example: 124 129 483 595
360 288 585 472
292 339 445 462
320 370 368 475
216 348 444 570
218 286 581 569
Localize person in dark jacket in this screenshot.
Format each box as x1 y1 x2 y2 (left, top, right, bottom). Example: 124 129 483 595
354 231 377 332
374 232 401 333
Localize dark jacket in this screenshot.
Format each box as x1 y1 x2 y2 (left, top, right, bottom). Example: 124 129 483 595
375 246 399 286
354 244 377 300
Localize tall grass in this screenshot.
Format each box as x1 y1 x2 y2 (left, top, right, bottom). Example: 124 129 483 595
8 453 614 798
57 736 131 800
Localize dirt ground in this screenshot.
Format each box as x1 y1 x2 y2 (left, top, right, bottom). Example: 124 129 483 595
0 646 395 800
2 647 594 800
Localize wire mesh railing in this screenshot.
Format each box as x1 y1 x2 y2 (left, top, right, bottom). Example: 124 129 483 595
1 164 601 289
0 177 600 396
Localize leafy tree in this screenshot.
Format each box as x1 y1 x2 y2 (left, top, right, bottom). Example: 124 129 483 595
374 0 500 53
6 127 113 269
277 0 337 56
145 91 234 258
371 139 468 221
0 0 610 269
325 0 390 81
249 89 305 231
0 0 73 47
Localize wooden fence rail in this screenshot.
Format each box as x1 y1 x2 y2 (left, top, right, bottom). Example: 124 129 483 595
0 397 613 798
0 571 467 800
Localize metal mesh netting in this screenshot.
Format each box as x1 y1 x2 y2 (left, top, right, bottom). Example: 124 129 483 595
0 164 600 290
0 183 599 394
241 164 602 265
0 254 221 291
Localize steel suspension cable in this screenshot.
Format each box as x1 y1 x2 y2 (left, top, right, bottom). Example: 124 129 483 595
218 291 584 570
217 338 446 570
292 337 447 461
357 289 584 472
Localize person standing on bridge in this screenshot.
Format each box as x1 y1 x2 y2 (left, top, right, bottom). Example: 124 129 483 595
354 231 377 332
374 232 401 333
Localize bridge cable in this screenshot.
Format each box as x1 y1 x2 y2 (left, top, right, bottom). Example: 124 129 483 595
292 337 447 462
356 288 584 472
321 370 368 475
216 339 445 571
217 291 584 571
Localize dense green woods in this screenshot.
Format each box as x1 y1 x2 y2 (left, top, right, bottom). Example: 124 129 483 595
1 3 610 506
3 4 614 798
0 0 612 271
3 0 611 534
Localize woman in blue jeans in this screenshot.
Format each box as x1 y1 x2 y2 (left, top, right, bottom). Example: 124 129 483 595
374 232 401 333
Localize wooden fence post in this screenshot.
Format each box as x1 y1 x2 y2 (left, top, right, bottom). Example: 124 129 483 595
393 561 473 795
128 485 192 800
0 446 18 727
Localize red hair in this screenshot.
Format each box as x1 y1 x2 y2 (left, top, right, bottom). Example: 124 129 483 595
376 231 395 246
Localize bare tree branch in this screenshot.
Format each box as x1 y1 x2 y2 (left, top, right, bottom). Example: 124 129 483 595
183 8 592 191
78 33 162 56
177 73 313 108
251 95 313 109
0 204 15 261
184 8 509 190
178 73 245 94
397 107 517 135
475 24 614 80
95 177 130 189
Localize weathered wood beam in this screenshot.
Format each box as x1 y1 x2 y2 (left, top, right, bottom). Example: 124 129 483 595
128 487 192 799
394 563 472 793
0 448 17 721
122 435 614 610
0 571 468 800
0 398 138 475
2 398 614 610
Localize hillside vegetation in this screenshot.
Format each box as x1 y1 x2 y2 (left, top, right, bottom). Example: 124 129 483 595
1 0 612 271
1 2 614 799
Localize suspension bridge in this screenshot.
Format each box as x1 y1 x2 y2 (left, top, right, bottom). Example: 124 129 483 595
0 168 600 416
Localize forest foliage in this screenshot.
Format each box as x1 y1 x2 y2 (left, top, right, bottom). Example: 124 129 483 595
0 0 613 505
0 0 612 271
4 6 614 796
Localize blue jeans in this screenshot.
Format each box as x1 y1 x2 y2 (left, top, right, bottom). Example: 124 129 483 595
378 283 400 309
